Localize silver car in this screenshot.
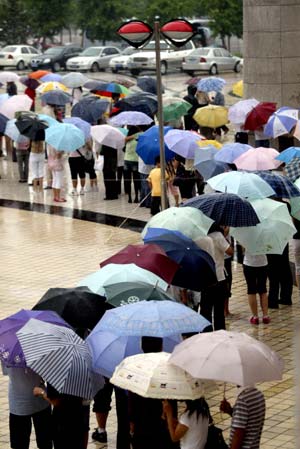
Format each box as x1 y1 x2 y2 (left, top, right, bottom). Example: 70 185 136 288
66 46 121 72
182 47 241 76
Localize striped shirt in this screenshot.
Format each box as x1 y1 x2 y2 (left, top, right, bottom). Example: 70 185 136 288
230 387 265 449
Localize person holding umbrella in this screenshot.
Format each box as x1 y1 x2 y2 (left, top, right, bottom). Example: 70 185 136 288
47 144 66 202
29 135 45 193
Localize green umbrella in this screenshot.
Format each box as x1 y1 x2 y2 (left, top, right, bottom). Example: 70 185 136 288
163 100 191 122
231 198 296 255
290 196 300 220
104 281 174 307
141 207 213 241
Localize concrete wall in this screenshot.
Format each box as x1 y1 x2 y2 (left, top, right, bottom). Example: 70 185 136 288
243 0 300 107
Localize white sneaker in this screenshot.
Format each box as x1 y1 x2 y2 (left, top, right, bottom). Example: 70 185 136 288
79 188 85 195
71 189 78 196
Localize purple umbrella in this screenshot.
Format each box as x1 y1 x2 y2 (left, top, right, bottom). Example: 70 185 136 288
0 309 71 368
40 73 62 83
63 117 91 140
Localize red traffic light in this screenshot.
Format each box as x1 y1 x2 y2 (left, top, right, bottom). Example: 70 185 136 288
117 21 153 48
160 19 195 47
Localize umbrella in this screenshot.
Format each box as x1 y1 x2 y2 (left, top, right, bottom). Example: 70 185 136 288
228 98 259 125
0 113 9 134
198 139 222 150
0 72 19 83
264 106 299 138
100 244 179 285
61 72 89 88
169 330 284 386
29 70 50 80
111 352 204 400
40 90 72 106
293 120 300 140
0 94 32 119
207 171 275 199
15 116 48 140
136 125 175 165
0 310 70 368
182 193 260 227
214 142 252 164
243 102 277 131
104 281 175 307
87 82 130 97
194 145 229 180
197 77 226 93
164 129 203 160
115 92 158 116
141 206 213 240
37 81 69 94
19 76 40 90
231 79 243 98
91 124 126 150
143 228 217 291
45 123 85 152
193 105 228 128
78 263 168 295
234 147 281 171
231 198 296 255
32 286 110 331
71 96 109 124
0 93 9 106
253 170 300 198
37 114 58 127
17 319 103 399
4 119 21 141
137 76 161 95
285 158 300 183
185 77 201 85
290 195 300 220
63 117 91 140
40 73 62 83
163 99 191 122
276 146 300 163
109 111 153 126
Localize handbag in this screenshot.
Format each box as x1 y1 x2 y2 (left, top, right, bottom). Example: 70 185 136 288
94 155 104 172
77 149 94 172
205 423 228 449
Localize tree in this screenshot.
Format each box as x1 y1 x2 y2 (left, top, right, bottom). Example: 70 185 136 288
0 0 31 44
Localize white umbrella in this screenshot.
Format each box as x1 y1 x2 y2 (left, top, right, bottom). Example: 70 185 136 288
61 72 90 88
111 352 206 399
0 94 32 119
228 98 259 125
0 72 20 83
91 124 125 150
169 330 284 386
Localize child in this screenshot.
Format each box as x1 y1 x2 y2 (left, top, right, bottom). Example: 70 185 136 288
147 156 169 216
47 145 66 202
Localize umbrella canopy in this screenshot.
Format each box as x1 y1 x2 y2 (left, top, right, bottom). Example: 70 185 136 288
231 79 243 97
4 119 21 141
164 129 203 160
91 124 126 150
136 125 175 165
0 93 9 106
264 106 299 138
61 72 89 88
193 105 228 128
194 145 229 180
0 72 19 83
207 171 276 200
143 228 217 291
115 92 158 116
0 94 32 119
72 96 109 124
15 116 48 140
169 330 284 386
45 123 85 152
163 99 191 122
253 170 300 198
198 139 222 150
243 102 277 131
78 263 168 295
89 82 130 97
285 158 300 182
40 73 62 83
228 98 259 125
109 111 153 126
276 146 300 163
137 76 160 95
234 147 281 171
197 77 226 93
182 193 260 227
17 319 103 399
111 352 204 400
37 81 68 94
63 117 91 140
100 244 179 285
0 113 9 134
294 120 300 141
141 206 213 240
37 114 58 127
214 142 252 164
19 76 40 90
29 70 50 80
40 90 72 106
231 198 296 255
32 286 109 331
104 281 174 307
0 310 70 368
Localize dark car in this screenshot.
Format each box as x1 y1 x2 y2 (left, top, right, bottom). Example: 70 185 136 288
30 45 83 72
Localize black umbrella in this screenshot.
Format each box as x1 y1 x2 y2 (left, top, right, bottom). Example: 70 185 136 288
115 92 158 117
0 113 9 133
15 116 49 140
32 286 111 331
137 76 164 95
40 91 72 106
71 96 110 124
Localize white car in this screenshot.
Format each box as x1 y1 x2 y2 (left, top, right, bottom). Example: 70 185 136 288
0 45 40 70
182 47 242 75
127 40 196 75
109 47 136 73
66 46 121 72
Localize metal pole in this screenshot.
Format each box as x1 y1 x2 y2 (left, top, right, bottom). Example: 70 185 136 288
154 19 168 210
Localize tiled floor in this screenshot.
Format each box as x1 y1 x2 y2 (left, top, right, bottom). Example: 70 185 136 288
0 158 299 449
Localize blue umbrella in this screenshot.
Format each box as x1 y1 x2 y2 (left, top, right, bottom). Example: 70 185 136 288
194 145 229 180
137 76 164 95
197 77 226 92
143 228 217 291
275 146 300 163
182 192 260 227
264 106 299 138
37 114 58 127
253 170 300 198
64 117 91 140
214 143 252 164
71 96 109 124
41 90 72 106
0 113 9 133
40 73 62 83
45 123 85 152
136 125 175 164
109 111 153 126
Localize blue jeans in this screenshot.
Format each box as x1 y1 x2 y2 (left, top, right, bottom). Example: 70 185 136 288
139 173 151 207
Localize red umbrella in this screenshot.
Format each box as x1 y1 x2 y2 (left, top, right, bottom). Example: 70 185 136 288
100 244 179 284
244 102 277 131
28 70 50 80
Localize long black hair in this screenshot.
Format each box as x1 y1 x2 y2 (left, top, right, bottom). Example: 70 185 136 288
185 397 210 420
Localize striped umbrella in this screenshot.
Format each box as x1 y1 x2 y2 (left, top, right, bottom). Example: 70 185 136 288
16 318 103 399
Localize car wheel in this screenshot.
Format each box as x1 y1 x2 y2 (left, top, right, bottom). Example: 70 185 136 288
186 70 195 76
209 64 218 75
90 62 99 72
234 62 241 73
161 61 168 75
53 62 60 72
16 60 25 70
130 69 140 76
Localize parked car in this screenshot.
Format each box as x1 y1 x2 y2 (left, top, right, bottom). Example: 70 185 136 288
127 40 196 76
109 47 136 73
30 45 82 72
0 45 40 70
66 46 121 72
182 47 241 75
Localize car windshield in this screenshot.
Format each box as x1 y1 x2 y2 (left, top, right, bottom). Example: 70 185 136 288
121 47 135 55
2 46 17 52
44 47 64 55
81 47 101 56
191 49 210 56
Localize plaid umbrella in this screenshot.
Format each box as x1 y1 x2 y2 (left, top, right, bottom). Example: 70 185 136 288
17 319 103 399
181 192 260 227
285 158 300 183
253 170 300 198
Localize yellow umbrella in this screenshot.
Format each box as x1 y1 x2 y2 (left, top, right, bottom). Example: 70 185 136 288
232 80 243 98
198 139 223 149
193 105 228 128
37 82 69 94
